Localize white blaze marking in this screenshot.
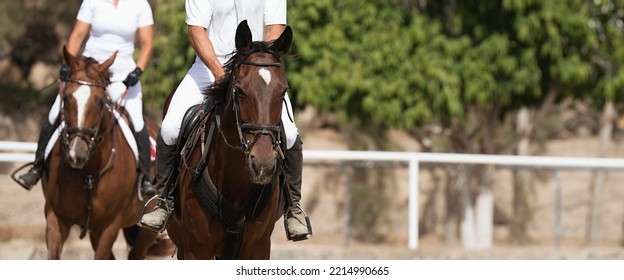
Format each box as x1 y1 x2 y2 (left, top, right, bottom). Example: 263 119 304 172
74 85 91 127
258 68 272 85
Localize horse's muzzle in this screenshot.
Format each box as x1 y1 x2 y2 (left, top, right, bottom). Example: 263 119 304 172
248 152 277 185
67 137 90 168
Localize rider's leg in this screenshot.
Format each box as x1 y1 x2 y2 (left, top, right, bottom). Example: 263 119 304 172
134 125 156 197
111 81 155 196
281 93 310 239
283 135 309 238
138 132 177 232
16 119 55 190
138 61 213 232
17 94 62 190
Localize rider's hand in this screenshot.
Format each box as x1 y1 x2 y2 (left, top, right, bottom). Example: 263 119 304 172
59 64 70 82
122 67 142 87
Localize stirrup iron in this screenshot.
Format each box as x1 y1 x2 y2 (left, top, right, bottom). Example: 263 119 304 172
11 162 38 191
284 204 313 242
137 195 173 233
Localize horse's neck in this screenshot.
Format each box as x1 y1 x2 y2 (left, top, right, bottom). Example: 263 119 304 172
221 97 241 135
209 108 250 190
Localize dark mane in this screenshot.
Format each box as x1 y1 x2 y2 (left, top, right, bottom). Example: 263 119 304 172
204 41 276 103
78 55 112 85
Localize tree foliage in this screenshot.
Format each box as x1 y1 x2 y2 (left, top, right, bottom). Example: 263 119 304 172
2 0 623 135
141 0 195 109
587 0 624 105
287 0 603 138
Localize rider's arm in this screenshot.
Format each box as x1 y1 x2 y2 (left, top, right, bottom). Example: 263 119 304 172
265 24 286 42
188 25 224 80
66 20 91 56
265 0 287 42
136 24 154 71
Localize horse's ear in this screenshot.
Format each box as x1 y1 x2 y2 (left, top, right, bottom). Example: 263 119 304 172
269 26 293 58
235 20 253 52
98 51 117 72
63 45 76 67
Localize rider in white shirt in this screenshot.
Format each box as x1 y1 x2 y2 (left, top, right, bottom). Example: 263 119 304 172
139 0 311 241
16 0 156 197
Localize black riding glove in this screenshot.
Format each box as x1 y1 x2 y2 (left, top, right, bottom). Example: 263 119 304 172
122 67 142 87
59 64 70 82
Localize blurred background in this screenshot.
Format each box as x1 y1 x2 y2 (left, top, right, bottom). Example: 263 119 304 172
3 0 624 259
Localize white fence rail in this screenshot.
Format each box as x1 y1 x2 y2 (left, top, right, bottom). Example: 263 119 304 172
4 141 624 250
303 150 624 250
0 141 36 162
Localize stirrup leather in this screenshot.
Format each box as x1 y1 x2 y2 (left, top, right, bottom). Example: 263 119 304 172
137 195 173 233
136 173 156 202
284 204 313 241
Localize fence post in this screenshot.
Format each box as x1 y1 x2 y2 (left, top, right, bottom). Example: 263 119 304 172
409 158 419 250
554 170 562 248
342 164 351 248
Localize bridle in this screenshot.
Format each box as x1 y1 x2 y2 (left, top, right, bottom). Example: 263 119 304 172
215 56 285 157
59 76 113 165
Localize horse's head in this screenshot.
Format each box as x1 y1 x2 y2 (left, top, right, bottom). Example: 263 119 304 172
208 20 292 184
60 46 115 169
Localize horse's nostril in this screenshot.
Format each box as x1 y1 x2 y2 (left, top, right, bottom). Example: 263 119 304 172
250 155 259 172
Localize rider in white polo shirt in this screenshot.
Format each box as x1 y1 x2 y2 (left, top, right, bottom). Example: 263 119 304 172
139 0 311 241
16 0 156 197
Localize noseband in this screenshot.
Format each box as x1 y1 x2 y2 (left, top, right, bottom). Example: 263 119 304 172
216 59 284 156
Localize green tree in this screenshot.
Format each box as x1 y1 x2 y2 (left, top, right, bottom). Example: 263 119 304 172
141 0 195 113
583 0 624 246
287 0 599 246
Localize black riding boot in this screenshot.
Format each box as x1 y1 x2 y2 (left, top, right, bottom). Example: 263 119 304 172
138 132 177 233
135 126 156 198
284 136 311 240
15 120 55 190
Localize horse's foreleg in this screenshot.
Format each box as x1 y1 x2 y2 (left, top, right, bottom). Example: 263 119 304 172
44 204 70 260
245 241 271 259
126 228 157 260
243 232 273 260
90 221 122 260
176 246 184 260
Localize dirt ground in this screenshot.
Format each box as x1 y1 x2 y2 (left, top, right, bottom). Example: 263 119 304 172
2 108 624 259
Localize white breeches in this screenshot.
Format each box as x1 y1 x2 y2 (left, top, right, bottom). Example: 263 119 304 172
161 60 299 149
48 80 145 132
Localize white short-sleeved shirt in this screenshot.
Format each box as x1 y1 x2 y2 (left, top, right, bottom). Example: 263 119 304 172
185 0 286 64
77 0 153 79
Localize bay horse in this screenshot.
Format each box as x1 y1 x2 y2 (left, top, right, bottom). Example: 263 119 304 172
41 46 172 259
165 20 292 259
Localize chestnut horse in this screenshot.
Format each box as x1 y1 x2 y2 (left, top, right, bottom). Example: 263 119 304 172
165 21 292 259
41 46 172 259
